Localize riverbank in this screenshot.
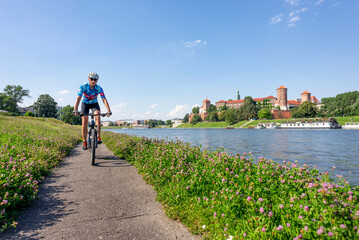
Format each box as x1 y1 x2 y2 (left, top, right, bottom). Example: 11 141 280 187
176 116 359 129
102 131 359 239
0 116 81 231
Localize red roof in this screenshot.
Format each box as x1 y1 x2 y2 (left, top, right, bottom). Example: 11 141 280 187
216 100 226 103
203 99 210 102
311 96 319 103
277 85 287 89
301 91 311 94
288 100 301 105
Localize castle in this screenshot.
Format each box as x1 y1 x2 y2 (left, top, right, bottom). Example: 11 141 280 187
189 86 320 121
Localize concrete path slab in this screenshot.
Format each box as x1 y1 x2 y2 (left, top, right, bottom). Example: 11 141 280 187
1 143 200 240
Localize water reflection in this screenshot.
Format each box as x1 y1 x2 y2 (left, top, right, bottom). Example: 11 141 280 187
105 128 359 185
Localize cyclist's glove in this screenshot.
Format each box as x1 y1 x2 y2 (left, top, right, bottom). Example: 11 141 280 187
107 111 112 116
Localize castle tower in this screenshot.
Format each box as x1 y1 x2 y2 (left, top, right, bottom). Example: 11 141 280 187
301 91 311 103
276 86 288 110
203 99 211 112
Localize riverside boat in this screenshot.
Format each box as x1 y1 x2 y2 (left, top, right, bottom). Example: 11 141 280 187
342 122 359 129
278 118 341 129
255 122 280 129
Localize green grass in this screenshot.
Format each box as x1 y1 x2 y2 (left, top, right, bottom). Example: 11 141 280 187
102 132 359 239
335 116 359 126
0 116 81 231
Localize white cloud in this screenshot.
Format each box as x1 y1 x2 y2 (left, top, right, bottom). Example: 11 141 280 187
167 104 190 118
184 40 206 48
288 23 297 28
270 14 284 24
150 104 158 109
113 103 128 109
289 16 300 23
315 0 324 5
332 2 340 7
285 0 300 6
58 90 70 95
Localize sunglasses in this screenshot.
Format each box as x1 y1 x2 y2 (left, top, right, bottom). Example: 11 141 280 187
90 78 98 81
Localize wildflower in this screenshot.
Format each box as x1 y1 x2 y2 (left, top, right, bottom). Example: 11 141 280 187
304 226 309 232
286 223 291 228
214 212 217 218
299 215 303 219
340 224 346 229
243 233 247 237
258 198 263 202
279 204 284 209
276 225 283 231
224 228 227 231
227 236 233 240
262 228 266 232
304 206 309 212
328 231 334 237
317 229 323 235
202 225 206 229
260 207 264 214
247 196 252 202
268 211 273 218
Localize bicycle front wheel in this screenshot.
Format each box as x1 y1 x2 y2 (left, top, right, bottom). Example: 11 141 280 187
90 129 97 165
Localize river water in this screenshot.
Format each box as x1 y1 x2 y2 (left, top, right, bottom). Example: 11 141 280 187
105 128 359 185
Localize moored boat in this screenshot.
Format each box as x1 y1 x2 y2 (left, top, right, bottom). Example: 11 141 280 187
278 118 341 129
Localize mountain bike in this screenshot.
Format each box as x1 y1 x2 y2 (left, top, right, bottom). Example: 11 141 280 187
87 113 110 165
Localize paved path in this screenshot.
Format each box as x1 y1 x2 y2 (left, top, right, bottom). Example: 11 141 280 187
1 144 200 240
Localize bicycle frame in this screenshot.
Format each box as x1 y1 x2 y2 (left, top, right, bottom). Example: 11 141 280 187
87 113 107 165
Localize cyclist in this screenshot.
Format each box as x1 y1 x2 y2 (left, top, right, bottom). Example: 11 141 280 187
73 72 112 150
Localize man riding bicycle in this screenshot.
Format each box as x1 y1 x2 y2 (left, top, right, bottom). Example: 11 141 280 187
73 72 112 150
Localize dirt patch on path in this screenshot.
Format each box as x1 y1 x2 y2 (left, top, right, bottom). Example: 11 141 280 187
1 143 200 240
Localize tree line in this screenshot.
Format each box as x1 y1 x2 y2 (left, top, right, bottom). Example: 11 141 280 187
183 91 359 125
0 85 81 125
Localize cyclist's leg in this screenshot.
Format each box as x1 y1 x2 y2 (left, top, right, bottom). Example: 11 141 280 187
92 103 101 138
81 103 90 149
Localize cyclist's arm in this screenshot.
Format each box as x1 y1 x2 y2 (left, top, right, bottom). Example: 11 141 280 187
74 96 82 113
102 97 111 113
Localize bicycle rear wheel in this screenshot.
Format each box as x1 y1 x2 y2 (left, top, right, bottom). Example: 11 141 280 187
90 129 97 165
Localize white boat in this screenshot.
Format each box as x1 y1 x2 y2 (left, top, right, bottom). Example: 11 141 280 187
255 122 279 129
278 118 341 129
342 122 359 129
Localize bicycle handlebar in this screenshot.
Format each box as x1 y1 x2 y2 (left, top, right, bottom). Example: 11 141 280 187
87 113 111 117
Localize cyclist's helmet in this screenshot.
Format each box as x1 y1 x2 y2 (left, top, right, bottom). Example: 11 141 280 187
88 72 99 80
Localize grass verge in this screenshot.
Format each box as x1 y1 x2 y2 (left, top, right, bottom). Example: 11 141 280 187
102 131 359 239
0 116 81 231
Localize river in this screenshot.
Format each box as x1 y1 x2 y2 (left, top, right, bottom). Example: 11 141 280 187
105 128 359 186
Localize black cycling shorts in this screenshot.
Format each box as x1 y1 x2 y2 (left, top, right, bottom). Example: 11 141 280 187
80 102 101 116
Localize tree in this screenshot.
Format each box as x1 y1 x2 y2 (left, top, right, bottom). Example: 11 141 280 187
218 110 226 121
257 108 272 119
166 120 173 127
190 114 202 124
225 108 236 125
208 112 219 122
183 113 189 123
24 111 35 117
0 93 17 112
2 85 30 112
192 106 200 114
58 105 81 125
32 94 58 118
238 96 257 120
291 101 318 118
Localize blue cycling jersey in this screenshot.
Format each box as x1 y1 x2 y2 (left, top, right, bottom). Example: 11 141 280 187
78 83 105 104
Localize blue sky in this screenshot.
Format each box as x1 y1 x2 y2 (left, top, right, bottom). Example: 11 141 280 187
1 0 358 120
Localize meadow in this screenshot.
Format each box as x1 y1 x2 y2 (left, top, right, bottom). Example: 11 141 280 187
102 131 359 239
0 116 81 231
